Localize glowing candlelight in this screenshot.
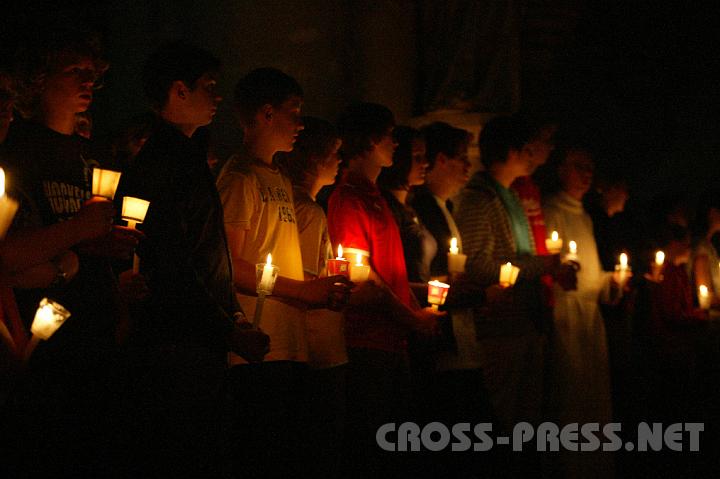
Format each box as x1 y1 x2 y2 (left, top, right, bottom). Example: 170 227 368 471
427 280 450 310
651 250 665 280
91 168 122 200
327 244 350 277
499 262 520 288
565 240 579 263
0 168 19 239
258 254 277 293
447 237 467 273
253 254 279 328
122 196 150 273
449 237 459 255
24 298 71 361
349 253 370 282
615 253 631 287
698 285 711 310
545 230 563 254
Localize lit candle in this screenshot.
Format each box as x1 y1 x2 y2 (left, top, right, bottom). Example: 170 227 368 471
447 237 467 274
0 168 19 239
651 250 665 280
545 230 563 254
24 298 71 361
257 253 277 293
327 244 350 278
91 168 122 200
565 240 579 263
698 285 711 310
615 252 631 287
427 280 450 310
122 196 150 273
349 253 370 282
253 254 279 329
499 262 520 288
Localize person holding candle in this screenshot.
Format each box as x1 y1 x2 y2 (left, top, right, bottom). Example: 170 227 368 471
275 116 349 477
377 126 437 294
114 42 270 477
542 144 623 476
689 190 720 309
219 69 351 477
454 116 575 463
328 102 444 478
410 121 472 279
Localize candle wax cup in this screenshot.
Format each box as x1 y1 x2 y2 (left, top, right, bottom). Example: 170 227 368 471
545 238 563 255
349 263 370 282
427 280 450 307
447 252 467 273
92 168 122 200
327 258 350 278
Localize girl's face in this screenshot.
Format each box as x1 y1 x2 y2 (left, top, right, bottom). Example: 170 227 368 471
315 138 342 187
407 138 428 187
41 57 98 116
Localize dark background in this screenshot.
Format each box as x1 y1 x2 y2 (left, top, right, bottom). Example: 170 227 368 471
2 0 719 207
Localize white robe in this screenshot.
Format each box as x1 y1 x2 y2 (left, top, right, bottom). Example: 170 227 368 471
544 192 614 478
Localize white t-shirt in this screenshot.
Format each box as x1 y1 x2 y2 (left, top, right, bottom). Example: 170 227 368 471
294 189 347 369
217 153 307 364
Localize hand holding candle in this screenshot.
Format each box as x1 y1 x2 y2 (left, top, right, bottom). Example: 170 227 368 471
91 168 122 200
498 262 520 288
24 298 71 361
122 196 150 273
447 237 467 274
0 168 19 239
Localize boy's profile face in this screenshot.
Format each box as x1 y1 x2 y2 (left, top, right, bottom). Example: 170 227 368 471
372 126 397 168
185 72 221 127
270 95 304 152
42 57 97 116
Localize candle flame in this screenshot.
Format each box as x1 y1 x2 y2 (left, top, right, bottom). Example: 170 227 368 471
450 237 457 249
569 241 577 254
337 244 343 259
655 251 665 266
620 253 628 267
266 253 272 266
356 253 363 266
551 230 558 241
0 168 5 197
699 285 709 296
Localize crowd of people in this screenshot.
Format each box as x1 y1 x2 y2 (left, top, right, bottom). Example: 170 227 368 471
1 27 719 478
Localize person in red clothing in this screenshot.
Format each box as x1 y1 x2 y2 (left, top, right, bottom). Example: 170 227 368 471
328 102 442 478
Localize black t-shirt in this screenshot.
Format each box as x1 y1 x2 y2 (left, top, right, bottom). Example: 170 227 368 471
0 121 119 374
117 121 238 352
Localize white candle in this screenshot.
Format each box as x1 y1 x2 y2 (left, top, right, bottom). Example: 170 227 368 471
449 237 459 255
447 237 467 274
545 230 563 254
91 168 122 200
30 298 71 340
651 250 665 280
565 240 579 263
0 168 19 239
699 285 711 310
499 262 520 288
615 252 631 286
258 253 275 292
122 196 150 273
350 253 370 282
